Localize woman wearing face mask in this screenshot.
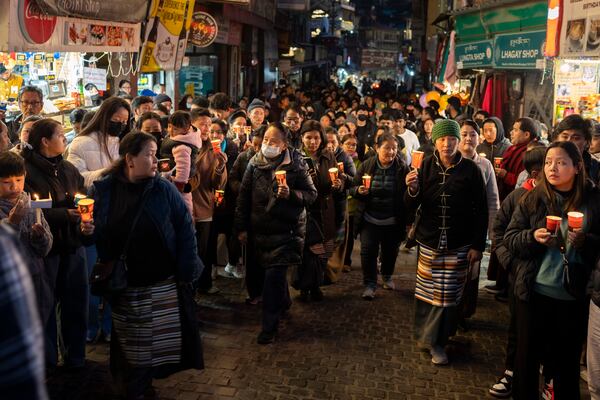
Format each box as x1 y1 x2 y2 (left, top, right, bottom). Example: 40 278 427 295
135 112 164 151
235 122 317 344
405 119 488 366
90 133 202 399
504 141 600 399
68 97 131 189
295 121 343 301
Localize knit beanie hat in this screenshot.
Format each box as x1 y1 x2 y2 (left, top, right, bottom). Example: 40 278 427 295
247 98 265 113
154 93 172 105
431 119 460 143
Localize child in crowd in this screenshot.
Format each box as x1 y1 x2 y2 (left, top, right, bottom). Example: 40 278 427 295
0 151 53 324
160 111 202 215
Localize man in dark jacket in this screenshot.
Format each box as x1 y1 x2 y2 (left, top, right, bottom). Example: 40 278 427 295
7 86 44 144
476 117 511 161
235 123 317 344
355 105 375 161
283 104 304 151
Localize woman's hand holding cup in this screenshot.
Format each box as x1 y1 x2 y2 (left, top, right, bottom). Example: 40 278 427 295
534 228 553 246
406 169 419 194
277 183 290 199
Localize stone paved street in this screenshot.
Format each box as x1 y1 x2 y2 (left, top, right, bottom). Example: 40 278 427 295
47 247 590 399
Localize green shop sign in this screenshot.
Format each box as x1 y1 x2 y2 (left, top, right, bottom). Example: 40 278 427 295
493 30 546 69
455 40 493 69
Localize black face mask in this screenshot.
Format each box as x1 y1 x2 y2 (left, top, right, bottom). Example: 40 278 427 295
358 114 368 122
107 121 126 137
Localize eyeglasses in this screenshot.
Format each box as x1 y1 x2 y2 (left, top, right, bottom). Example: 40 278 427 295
20 101 42 107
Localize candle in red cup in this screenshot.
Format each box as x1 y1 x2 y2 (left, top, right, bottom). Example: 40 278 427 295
211 139 221 153
546 215 562 234
215 190 225 206
362 175 371 189
567 211 584 230
77 198 95 222
337 162 344 173
411 150 424 169
328 167 339 183
479 152 487 159
494 157 502 168
275 170 287 186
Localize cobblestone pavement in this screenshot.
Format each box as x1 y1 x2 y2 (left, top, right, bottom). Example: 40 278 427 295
47 247 590 399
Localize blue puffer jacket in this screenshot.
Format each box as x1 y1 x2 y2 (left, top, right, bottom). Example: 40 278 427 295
90 173 202 283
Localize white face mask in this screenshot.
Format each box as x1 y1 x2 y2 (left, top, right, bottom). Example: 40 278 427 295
261 143 283 159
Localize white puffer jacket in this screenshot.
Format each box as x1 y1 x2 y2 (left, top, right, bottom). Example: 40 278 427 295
67 132 120 189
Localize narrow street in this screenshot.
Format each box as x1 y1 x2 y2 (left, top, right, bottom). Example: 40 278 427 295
47 247 581 400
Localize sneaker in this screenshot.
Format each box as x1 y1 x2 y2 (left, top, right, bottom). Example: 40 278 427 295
488 370 513 398
218 265 235 278
485 284 503 294
257 330 275 345
362 287 375 300
206 286 220 295
382 278 395 290
542 379 554 400
430 345 448 365
232 264 245 279
222 263 244 279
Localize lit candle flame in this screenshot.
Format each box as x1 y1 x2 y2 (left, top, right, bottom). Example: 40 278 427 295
34 194 39 201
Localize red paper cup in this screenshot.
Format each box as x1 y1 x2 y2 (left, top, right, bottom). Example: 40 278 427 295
275 170 287 186
215 190 225 205
211 139 221 153
411 150 424 169
77 198 94 222
567 211 584 231
337 162 344 173
546 216 562 234
328 167 339 183
494 157 502 168
362 175 371 189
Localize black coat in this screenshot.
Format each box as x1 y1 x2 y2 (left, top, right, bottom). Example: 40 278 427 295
23 150 87 255
229 147 255 197
332 147 356 229
355 122 375 161
234 148 317 268
505 185 600 302
492 187 528 272
405 151 488 252
351 155 410 237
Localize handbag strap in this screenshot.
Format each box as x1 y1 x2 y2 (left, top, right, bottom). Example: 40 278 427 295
118 190 151 261
554 227 569 266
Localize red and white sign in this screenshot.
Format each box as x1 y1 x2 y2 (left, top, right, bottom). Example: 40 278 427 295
18 0 57 44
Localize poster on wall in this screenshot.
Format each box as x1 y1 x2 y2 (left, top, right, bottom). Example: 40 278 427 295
189 12 218 48
179 65 213 96
140 0 195 72
560 0 600 56
553 60 600 123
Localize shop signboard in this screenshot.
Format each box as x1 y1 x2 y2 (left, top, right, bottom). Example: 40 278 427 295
361 49 397 70
189 12 218 48
83 67 107 90
560 0 600 57
140 0 195 72
4 0 141 52
179 65 213 96
33 0 149 23
455 40 493 69
493 30 546 69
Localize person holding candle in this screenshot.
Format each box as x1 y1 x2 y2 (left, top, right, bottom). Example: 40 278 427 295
417 118 435 157
22 118 94 371
405 119 488 365
89 132 203 399
504 141 600 399
295 120 343 300
476 117 511 163
10 115 42 154
235 122 317 344
67 97 132 188
0 151 53 328
350 132 410 300
189 108 228 295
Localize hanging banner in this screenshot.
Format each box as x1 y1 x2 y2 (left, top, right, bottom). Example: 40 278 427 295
33 0 149 23
189 12 218 48
559 0 600 57
4 0 141 52
493 30 546 69
140 0 195 73
455 40 493 69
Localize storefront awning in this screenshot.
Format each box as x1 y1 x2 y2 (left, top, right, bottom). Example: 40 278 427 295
454 1 547 43
34 0 150 23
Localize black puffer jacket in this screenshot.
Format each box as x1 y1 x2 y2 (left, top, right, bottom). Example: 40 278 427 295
351 155 409 237
235 148 317 268
476 117 511 161
505 184 600 302
23 150 87 255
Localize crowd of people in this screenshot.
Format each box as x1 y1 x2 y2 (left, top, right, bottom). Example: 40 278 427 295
1 80 600 400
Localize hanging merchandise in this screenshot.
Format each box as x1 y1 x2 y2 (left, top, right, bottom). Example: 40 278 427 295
140 0 195 73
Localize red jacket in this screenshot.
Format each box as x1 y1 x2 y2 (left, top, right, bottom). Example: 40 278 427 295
498 142 528 200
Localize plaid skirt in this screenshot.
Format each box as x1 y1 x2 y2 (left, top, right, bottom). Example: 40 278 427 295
112 278 182 368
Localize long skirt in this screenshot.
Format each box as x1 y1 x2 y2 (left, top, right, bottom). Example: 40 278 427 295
414 244 469 347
